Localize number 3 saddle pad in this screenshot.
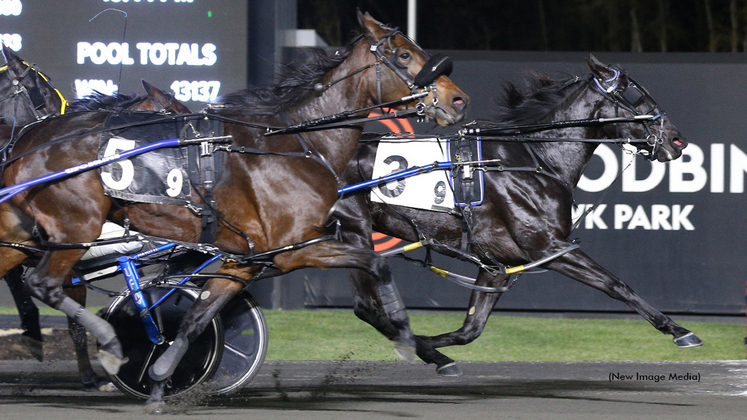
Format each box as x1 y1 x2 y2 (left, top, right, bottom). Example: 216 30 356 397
370 137 484 212
97 112 225 206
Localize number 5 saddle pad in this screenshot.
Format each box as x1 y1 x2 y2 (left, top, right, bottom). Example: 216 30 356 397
96 112 225 206
370 137 484 212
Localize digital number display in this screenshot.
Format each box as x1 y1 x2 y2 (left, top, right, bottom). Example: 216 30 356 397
0 0 247 109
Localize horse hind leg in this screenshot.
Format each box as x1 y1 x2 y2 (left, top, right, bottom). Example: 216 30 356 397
548 248 702 348
419 268 507 349
276 240 458 372
347 266 460 374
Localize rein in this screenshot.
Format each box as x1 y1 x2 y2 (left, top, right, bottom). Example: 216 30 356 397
265 94 426 136
461 114 661 137
456 72 667 161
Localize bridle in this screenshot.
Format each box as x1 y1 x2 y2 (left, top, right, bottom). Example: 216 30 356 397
591 67 667 161
266 29 454 136
367 28 453 118
0 61 68 124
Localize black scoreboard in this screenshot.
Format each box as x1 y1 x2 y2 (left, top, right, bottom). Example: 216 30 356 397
0 0 248 109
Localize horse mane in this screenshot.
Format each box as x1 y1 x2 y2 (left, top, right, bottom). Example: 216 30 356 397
492 71 587 126
68 91 148 112
213 36 360 116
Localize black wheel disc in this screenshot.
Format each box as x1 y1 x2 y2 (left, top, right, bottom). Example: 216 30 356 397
208 291 268 394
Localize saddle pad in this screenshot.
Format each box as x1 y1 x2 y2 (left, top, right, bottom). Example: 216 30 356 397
98 113 191 205
370 138 455 212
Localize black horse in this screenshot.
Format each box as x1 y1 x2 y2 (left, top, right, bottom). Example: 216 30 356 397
1 44 67 359
336 55 699 375
0 12 467 409
0 45 65 131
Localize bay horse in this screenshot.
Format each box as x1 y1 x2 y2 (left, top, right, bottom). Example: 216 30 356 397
335 55 700 375
1 43 192 389
0 12 467 409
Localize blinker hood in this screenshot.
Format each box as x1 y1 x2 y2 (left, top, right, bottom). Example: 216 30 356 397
413 53 453 88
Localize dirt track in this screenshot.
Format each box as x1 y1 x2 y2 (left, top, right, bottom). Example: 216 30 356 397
1 317 746 419
0 352 746 419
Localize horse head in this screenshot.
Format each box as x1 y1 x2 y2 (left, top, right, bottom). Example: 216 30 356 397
356 11 468 126
0 43 66 126
587 54 686 162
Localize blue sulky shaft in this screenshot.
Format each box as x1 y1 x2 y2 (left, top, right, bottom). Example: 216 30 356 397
337 161 452 195
118 256 165 345
0 138 181 204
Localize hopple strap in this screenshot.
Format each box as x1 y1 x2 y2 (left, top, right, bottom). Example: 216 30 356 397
184 118 226 244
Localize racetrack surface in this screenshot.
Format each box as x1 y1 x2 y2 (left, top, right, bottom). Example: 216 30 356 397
0 359 745 419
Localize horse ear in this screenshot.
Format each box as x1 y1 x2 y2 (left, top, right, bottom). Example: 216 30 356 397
2 43 24 69
142 79 171 106
586 54 615 81
357 10 388 42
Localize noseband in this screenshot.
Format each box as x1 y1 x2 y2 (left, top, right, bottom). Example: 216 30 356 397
592 68 666 161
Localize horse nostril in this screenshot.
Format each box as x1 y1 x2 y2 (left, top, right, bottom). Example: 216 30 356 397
672 137 685 148
452 96 466 112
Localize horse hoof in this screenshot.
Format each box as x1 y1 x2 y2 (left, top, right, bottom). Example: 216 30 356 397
99 338 127 375
143 400 167 415
98 346 128 375
81 375 117 392
97 382 119 392
436 362 462 376
674 332 703 348
20 336 44 362
393 342 418 364
84 377 118 392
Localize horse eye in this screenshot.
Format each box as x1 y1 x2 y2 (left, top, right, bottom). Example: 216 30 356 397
398 52 411 63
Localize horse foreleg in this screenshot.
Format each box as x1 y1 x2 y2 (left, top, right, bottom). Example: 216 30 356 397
548 248 702 347
419 269 508 348
25 249 125 374
4 265 43 360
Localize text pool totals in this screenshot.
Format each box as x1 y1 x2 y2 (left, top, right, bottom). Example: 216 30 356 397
0 0 247 107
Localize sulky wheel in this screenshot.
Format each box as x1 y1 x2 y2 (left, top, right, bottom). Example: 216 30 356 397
99 283 224 400
207 290 268 394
